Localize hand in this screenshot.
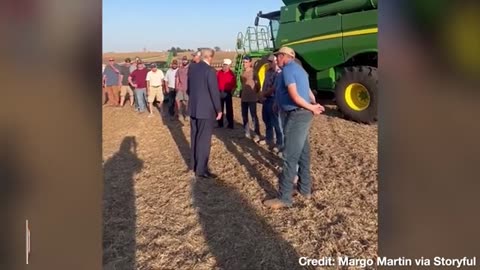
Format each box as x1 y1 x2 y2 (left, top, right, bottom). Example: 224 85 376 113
216 112 223 120
132 84 138 88
310 104 325 115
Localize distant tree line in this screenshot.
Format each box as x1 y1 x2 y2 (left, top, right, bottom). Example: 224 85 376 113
168 46 222 56
167 47 193 56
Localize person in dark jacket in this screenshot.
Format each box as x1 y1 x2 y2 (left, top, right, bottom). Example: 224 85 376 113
187 48 222 178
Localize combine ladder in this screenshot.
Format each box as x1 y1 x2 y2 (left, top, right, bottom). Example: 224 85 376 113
233 25 273 96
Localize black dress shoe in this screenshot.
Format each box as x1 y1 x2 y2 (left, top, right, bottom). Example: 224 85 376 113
196 172 218 179
206 172 218 178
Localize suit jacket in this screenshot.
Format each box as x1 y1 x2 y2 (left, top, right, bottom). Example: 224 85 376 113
187 61 221 119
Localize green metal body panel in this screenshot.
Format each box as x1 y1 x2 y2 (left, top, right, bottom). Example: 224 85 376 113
234 0 378 93
341 9 378 61
277 15 344 70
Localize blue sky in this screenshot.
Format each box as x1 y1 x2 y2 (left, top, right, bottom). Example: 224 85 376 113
103 0 284 52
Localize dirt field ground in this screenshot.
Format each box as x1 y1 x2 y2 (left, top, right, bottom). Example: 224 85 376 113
103 98 378 270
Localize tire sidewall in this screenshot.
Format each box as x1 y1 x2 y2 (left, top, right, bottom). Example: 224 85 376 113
335 66 377 124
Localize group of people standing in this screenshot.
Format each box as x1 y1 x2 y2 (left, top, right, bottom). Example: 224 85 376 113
102 52 202 119
104 47 325 210
188 47 325 210
215 54 286 154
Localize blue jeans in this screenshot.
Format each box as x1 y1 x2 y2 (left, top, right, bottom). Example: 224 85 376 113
277 110 286 149
262 98 283 146
278 109 313 205
241 101 260 136
135 88 147 112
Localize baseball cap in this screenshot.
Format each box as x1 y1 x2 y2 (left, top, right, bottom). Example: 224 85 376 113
150 63 157 68
191 51 201 57
273 46 295 58
267 54 276 62
223 59 232 65
243 56 251 61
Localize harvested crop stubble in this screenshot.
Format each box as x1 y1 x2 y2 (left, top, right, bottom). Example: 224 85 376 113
103 98 377 270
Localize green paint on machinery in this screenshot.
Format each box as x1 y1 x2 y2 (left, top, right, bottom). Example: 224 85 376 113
234 0 378 124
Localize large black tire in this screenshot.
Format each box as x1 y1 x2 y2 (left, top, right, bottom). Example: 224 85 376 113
335 66 378 124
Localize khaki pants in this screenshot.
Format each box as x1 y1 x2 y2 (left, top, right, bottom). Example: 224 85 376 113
120 85 134 97
148 87 164 103
105 85 120 105
102 87 107 105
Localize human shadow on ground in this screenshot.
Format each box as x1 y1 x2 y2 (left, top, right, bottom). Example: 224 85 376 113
156 102 191 171
192 177 309 270
103 136 143 270
213 120 282 199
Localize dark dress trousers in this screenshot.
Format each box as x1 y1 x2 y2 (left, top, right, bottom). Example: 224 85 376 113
187 61 221 176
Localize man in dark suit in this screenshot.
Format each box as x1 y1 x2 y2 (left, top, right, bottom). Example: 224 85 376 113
187 48 222 178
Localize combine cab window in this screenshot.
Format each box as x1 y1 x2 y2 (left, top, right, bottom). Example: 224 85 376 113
270 20 279 44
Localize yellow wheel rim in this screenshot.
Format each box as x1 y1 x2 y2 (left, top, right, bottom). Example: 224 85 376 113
345 83 370 111
258 63 269 90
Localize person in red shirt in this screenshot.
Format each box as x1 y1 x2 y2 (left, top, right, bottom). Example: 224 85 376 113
128 62 149 113
216 59 236 128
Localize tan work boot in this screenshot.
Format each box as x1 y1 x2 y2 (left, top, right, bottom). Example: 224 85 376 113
264 198 290 209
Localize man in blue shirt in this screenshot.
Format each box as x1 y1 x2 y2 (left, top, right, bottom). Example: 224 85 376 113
102 57 122 106
264 47 325 209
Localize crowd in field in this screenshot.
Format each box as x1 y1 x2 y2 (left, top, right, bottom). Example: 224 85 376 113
102 47 325 209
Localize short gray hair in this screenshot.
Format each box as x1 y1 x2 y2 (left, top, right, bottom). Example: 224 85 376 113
200 48 215 60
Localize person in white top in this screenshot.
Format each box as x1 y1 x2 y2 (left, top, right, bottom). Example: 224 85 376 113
146 63 165 117
164 59 179 119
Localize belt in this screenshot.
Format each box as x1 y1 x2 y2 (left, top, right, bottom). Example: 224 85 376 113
286 107 305 113
151 85 161 88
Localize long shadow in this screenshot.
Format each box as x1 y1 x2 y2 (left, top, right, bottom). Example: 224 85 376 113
214 121 282 199
103 136 143 269
156 102 191 171
192 177 308 270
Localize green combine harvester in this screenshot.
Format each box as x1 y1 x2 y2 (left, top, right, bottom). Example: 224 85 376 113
234 0 378 124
